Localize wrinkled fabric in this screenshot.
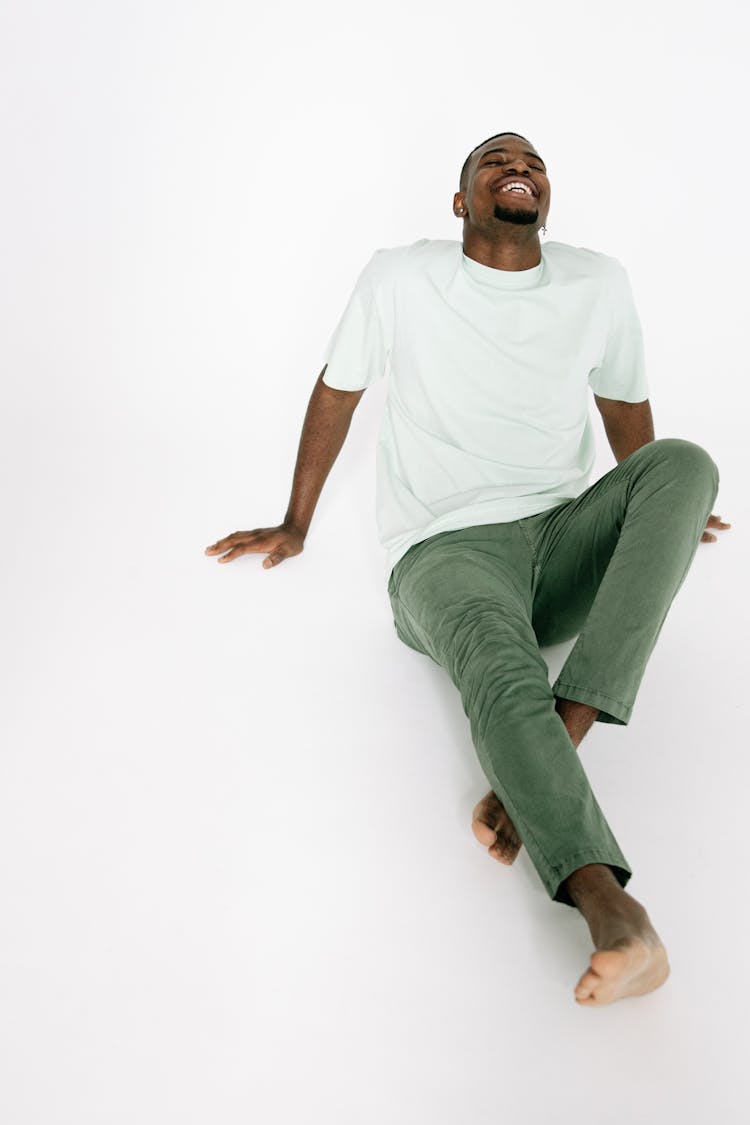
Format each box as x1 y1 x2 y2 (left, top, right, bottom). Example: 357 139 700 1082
388 438 720 906
320 239 650 582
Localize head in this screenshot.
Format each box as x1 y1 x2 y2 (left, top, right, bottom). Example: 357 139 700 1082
455 132 550 237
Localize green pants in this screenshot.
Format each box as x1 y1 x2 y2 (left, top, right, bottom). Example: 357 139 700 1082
387 438 720 907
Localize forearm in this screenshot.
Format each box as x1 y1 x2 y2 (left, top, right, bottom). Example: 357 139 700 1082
283 369 364 536
600 400 656 464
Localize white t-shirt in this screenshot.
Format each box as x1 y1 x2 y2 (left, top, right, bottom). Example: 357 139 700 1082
321 238 649 582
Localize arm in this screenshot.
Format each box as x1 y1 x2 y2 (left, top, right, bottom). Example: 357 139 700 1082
205 366 366 567
593 395 655 464
283 367 366 535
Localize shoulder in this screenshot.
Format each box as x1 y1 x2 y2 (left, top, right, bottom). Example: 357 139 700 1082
364 237 453 280
543 240 628 283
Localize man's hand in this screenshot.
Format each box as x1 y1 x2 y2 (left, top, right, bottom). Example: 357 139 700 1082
701 513 732 543
204 521 306 568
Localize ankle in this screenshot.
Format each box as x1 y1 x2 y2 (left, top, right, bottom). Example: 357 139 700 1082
554 698 600 747
565 863 621 907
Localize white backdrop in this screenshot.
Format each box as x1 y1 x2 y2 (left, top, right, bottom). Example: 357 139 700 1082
2 1 748 1122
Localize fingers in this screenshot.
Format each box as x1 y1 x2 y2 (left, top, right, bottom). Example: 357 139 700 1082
204 531 295 568
706 515 733 542
216 545 254 563
205 535 242 555
262 551 286 569
701 514 732 543
205 532 261 560
217 543 284 566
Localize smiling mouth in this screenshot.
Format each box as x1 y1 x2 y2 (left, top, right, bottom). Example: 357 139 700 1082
494 186 537 199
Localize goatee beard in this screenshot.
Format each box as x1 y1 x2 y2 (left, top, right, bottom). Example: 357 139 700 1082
493 203 539 226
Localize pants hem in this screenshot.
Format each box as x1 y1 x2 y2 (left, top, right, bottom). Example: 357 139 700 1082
548 850 633 908
552 680 632 726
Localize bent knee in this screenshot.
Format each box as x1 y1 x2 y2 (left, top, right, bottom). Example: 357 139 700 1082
647 437 719 489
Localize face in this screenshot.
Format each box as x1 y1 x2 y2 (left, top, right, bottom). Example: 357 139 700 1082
455 135 550 231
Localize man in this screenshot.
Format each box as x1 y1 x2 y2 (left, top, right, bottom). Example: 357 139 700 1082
205 132 731 1006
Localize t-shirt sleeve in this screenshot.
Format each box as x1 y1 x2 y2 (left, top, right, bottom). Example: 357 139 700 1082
320 250 389 391
588 259 650 402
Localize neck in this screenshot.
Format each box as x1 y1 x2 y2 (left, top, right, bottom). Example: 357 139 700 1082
462 229 542 271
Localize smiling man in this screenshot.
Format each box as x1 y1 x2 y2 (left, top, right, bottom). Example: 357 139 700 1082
206 131 730 1006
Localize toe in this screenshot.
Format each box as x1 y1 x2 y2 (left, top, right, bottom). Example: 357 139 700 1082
472 793 522 862
472 818 498 846
472 791 504 825
489 833 520 864
574 969 602 1001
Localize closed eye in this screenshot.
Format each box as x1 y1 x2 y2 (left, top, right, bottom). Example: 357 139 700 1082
485 160 545 172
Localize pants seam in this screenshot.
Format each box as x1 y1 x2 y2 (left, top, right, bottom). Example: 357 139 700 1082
516 518 538 565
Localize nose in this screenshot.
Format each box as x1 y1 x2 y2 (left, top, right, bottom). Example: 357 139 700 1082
504 158 532 175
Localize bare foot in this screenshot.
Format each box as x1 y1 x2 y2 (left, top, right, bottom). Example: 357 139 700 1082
571 875 671 1006
472 790 522 865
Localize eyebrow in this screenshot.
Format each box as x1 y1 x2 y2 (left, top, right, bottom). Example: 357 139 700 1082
479 147 546 168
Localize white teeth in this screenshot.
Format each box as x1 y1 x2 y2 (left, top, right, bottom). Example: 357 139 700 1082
500 181 533 195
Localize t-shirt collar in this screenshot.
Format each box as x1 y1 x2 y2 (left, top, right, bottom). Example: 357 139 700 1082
461 245 545 289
